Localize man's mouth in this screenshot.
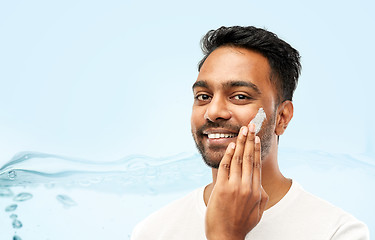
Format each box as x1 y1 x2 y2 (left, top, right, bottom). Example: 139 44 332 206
207 133 237 139
201 128 240 144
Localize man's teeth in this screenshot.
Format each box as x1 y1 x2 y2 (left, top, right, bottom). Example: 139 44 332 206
207 133 236 139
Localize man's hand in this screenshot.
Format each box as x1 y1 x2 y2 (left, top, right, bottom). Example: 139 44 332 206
205 123 269 240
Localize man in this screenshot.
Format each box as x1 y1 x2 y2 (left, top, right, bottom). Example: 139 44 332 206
131 26 369 239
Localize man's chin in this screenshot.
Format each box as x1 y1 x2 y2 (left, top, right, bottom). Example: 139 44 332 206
193 138 227 169
201 151 225 169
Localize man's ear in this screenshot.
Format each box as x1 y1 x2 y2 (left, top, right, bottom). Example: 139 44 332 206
275 100 294 136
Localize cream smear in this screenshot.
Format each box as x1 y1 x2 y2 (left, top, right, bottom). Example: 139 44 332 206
249 108 267 134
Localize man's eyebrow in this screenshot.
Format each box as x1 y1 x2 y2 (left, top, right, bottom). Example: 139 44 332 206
192 80 208 90
192 80 261 94
224 80 261 94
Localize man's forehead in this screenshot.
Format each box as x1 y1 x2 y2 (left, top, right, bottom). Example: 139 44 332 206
200 46 270 71
195 46 271 88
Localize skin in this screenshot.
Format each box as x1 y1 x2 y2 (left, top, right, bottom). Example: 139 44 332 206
191 46 294 239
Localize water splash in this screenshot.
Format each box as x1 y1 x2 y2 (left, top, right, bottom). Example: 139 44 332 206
0 150 374 194
0 151 210 194
56 195 77 207
12 219 23 229
8 170 17 180
0 187 13 197
0 150 374 239
5 204 17 212
13 193 33 202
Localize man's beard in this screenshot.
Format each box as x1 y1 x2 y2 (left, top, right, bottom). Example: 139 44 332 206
192 112 275 169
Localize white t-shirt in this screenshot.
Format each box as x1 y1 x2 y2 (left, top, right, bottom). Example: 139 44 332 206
131 181 369 240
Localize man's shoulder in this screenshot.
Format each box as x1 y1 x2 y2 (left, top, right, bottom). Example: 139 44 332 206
292 182 361 221
131 186 206 239
261 181 369 239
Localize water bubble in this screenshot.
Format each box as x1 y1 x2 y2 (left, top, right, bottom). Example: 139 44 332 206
8 170 17 180
13 235 22 240
89 176 103 184
56 194 77 207
10 213 18 219
0 188 13 197
12 219 23 229
44 182 56 189
145 167 158 179
127 160 149 177
78 179 91 187
13 192 33 202
147 187 157 195
5 204 18 212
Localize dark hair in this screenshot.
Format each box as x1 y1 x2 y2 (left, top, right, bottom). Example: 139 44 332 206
198 26 301 102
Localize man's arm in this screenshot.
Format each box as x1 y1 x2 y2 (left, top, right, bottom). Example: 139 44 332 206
205 123 269 240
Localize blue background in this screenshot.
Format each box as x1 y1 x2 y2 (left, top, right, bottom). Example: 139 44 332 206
1 0 374 163
1 0 374 237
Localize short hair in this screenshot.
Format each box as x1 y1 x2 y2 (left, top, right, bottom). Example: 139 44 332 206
198 26 301 102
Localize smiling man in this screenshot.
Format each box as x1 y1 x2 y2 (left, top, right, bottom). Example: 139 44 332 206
131 26 369 240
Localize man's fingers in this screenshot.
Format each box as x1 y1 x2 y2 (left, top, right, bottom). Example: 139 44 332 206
229 126 248 182
217 142 236 184
252 136 262 189
242 123 256 184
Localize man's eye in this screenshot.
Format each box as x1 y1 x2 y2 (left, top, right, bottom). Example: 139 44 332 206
233 94 249 100
196 94 211 101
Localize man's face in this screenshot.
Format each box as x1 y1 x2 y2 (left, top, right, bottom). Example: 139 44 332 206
191 46 279 168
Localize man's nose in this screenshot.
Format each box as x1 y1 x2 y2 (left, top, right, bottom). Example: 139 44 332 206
204 96 232 122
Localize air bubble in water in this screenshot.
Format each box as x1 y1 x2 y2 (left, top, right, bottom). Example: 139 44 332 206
5 204 18 212
89 177 103 184
8 170 17 180
13 192 33 202
13 235 22 240
56 194 77 207
0 188 13 197
44 182 56 189
78 179 91 187
147 187 157 195
12 219 23 229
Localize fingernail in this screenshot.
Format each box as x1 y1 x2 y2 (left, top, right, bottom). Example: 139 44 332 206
229 142 236 149
242 126 248 136
249 123 255 133
255 136 260 143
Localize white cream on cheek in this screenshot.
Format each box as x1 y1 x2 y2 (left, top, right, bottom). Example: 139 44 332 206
250 108 267 134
